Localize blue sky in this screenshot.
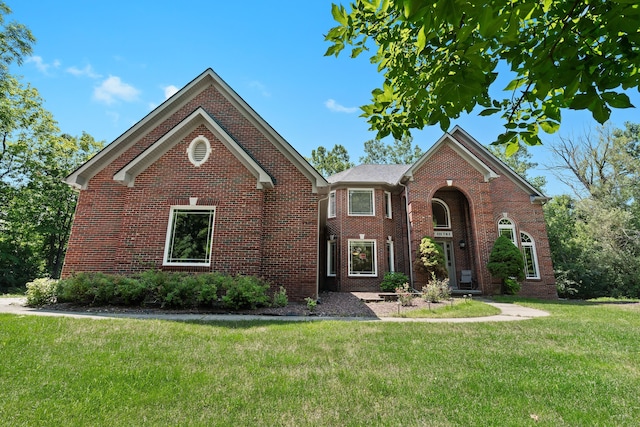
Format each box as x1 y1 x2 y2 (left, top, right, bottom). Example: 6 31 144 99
9 1 640 196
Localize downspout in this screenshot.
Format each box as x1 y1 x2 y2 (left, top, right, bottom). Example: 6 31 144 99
316 192 330 299
399 181 414 288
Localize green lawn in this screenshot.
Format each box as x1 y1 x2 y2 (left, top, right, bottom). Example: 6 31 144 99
395 299 501 318
1 300 639 426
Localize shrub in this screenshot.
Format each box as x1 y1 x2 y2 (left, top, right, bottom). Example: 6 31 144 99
395 283 414 306
503 278 521 295
161 274 201 309
416 237 447 277
25 278 58 307
421 274 451 302
57 272 117 305
487 235 524 294
305 297 317 312
114 276 147 305
272 286 288 307
380 272 409 292
196 273 225 307
221 275 270 310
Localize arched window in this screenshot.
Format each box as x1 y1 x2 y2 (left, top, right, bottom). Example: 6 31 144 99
498 218 517 245
520 232 540 279
432 198 451 229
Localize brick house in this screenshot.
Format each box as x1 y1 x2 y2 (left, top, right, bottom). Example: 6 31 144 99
63 69 556 300
63 69 328 301
322 127 557 299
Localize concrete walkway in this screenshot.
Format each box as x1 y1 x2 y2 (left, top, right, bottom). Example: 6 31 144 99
0 297 549 323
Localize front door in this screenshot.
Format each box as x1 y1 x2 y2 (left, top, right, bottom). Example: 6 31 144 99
438 241 457 287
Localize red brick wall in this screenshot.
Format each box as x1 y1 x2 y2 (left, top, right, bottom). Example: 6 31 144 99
63 85 319 301
406 139 557 299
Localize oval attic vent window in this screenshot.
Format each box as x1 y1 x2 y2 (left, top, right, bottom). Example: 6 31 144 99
187 135 212 167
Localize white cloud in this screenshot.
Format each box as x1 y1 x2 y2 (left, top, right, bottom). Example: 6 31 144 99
66 64 101 79
26 56 60 74
93 75 140 104
163 85 178 99
249 81 271 97
325 99 358 114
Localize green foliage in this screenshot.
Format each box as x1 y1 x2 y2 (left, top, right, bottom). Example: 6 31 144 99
380 271 409 292
25 277 58 306
307 144 354 177
421 274 451 303
544 124 640 299
54 271 274 311
359 135 423 164
272 286 289 308
325 1 639 149
221 275 270 310
487 235 524 294
502 278 521 295
416 236 447 277
305 296 317 312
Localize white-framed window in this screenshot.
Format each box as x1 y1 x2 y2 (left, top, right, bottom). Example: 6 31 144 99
432 198 450 229
348 239 377 277
498 218 517 245
521 232 540 279
187 135 212 167
163 206 216 266
328 191 336 218
327 239 337 277
386 240 395 272
348 189 375 216
384 191 392 219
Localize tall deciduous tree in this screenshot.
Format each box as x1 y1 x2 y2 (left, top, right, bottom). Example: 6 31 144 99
325 0 638 153
308 144 354 176
360 134 423 164
544 123 640 298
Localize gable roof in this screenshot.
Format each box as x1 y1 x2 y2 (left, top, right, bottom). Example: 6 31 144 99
404 130 500 183
113 108 274 189
65 68 328 193
328 164 411 187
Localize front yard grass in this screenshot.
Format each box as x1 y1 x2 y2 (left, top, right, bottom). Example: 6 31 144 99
1 299 639 426
395 299 501 318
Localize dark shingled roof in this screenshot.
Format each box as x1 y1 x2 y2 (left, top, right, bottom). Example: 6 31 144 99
327 164 411 185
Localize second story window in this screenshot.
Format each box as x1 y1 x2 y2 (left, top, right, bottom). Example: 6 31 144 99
432 198 450 229
328 191 336 218
384 191 392 218
348 189 375 216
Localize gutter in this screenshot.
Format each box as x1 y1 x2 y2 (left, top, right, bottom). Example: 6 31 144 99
399 181 414 288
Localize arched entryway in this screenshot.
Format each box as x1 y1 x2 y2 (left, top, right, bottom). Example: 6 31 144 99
429 188 477 292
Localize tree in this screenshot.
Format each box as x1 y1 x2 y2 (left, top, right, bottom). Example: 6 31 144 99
543 123 640 298
325 1 639 153
0 2 34 77
549 123 640 206
360 134 423 164
487 235 524 294
416 236 446 278
307 144 354 176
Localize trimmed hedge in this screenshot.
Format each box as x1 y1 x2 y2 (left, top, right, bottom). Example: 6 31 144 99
46 270 276 310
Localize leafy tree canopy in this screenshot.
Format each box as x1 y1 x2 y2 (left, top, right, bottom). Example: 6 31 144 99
360 134 423 164
325 0 639 154
308 144 354 177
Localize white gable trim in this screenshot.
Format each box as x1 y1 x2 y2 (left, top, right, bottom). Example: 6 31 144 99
65 68 327 192
404 133 500 183
113 108 274 189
